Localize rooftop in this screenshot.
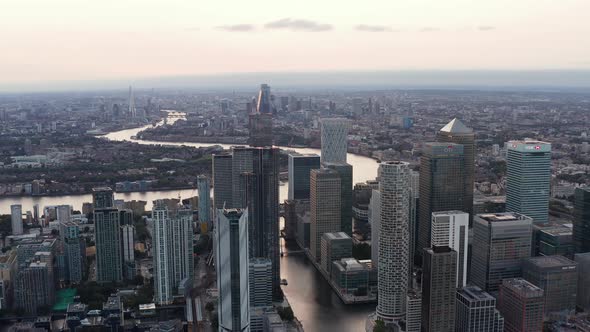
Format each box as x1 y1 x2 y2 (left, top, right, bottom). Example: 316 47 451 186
477 212 530 223
502 278 544 297
439 118 473 134
323 232 351 240
526 255 577 269
458 286 496 302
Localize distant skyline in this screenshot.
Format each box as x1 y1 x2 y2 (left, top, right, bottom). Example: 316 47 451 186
2 0 590 90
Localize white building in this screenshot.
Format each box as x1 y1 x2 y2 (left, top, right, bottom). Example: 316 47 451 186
11 204 23 235
320 118 350 164
216 209 250 332
249 258 272 308
431 211 469 287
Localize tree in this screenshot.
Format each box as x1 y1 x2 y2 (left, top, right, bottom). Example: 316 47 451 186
374 319 387 332
277 306 294 321
205 301 215 313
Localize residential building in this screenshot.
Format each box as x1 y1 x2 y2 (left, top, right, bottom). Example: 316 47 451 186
93 188 123 283
60 221 84 283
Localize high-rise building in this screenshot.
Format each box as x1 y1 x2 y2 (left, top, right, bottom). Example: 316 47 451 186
60 221 85 283
455 286 504 332
421 246 457 332
256 84 273 114
437 118 475 222
376 161 410 323
212 154 233 210
93 188 123 283
471 212 533 292
506 140 551 224
409 171 419 271
320 118 350 164
320 232 353 274
405 290 422 332
10 204 23 235
574 252 590 311
325 162 353 236
498 278 544 332
573 187 590 253
56 205 72 223
288 153 320 200
369 189 381 269
418 142 465 256
152 203 194 304
431 211 469 287
310 168 341 261
216 209 250 332
249 113 273 147
14 262 53 316
128 85 136 118
121 224 135 280
197 175 211 223
522 255 578 314
249 258 272 308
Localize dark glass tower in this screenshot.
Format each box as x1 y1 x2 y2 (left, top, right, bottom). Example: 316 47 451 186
573 187 590 253
93 187 123 283
422 246 457 332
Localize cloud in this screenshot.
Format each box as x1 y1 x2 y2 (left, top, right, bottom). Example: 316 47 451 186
216 24 255 32
355 24 393 32
264 18 332 32
477 26 496 31
420 27 440 32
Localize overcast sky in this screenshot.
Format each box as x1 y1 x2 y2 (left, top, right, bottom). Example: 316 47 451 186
2 0 590 85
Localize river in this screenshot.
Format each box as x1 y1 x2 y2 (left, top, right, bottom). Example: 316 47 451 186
0 113 378 331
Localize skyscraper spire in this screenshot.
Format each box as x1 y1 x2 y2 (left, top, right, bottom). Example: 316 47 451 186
128 85 136 118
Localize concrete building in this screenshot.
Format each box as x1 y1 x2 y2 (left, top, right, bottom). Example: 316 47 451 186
405 290 422 332
575 252 590 311
249 258 272 308
60 221 84 283
212 154 233 210
93 188 123 283
418 142 465 256
216 209 250 332
471 212 533 292
506 140 551 224
288 153 320 200
325 162 353 236
376 161 410 324
14 262 53 316
331 258 370 295
320 232 352 274
431 211 469 287
573 187 590 253
197 175 211 223
320 118 349 164
437 118 476 222
522 255 578 314
310 168 341 261
10 204 23 235
422 246 457 332
498 278 544 332
455 286 504 332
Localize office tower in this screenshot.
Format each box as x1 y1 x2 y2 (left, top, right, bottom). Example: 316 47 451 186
532 224 574 257
56 205 72 222
417 142 465 256
10 204 23 235
431 211 469 287
152 204 194 304
471 212 533 292
320 232 353 274
498 278 544 332
33 204 39 223
249 258 272 308
575 252 590 311
376 161 410 323
216 209 250 332
506 140 551 224
197 175 211 223
573 187 590 253
93 188 123 283
256 84 273 114
437 118 475 221
14 262 53 316
237 147 281 297
60 221 85 283
310 168 341 261
232 147 255 207
121 224 135 279
249 113 273 147
369 189 381 269
421 246 457 332
325 162 353 236
409 171 419 271
128 85 136 118
213 154 233 210
288 153 320 200
283 200 297 240
522 255 578 314
455 286 504 332
406 290 422 332
320 118 350 164
352 181 378 223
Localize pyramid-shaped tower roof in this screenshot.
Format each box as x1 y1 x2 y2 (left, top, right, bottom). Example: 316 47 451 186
440 118 472 134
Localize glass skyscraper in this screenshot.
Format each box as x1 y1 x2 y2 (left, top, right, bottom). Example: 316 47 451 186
573 187 590 253
288 153 320 200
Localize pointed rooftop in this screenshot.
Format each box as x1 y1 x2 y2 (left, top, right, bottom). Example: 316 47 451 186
440 118 472 134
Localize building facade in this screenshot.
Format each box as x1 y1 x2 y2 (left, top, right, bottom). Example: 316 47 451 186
212 154 233 210
310 168 342 261
197 175 211 223
431 211 469 287
498 278 544 332
320 232 353 274
573 187 590 253
325 162 353 236
575 252 590 311
10 204 23 235
421 246 457 332
93 188 123 283
320 118 349 164
249 258 272 308
288 153 320 200
455 285 504 332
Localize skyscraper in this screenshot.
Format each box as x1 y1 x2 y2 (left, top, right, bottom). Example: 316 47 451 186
128 85 136 118
406 290 422 332
256 84 273 114
369 189 381 269
121 224 135 280
60 221 85 283
10 204 23 235
249 84 274 147
409 171 419 271
212 154 233 210
498 278 544 332
506 140 551 224
310 168 341 261
197 175 211 223
437 118 475 222
455 286 504 332
522 255 578 314
431 211 469 287
152 203 194 304
14 262 53 316
320 118 350 164
216 209 250 332
471 212 533 292
575 252 590 311
421 246 457 332
249 258 272 308
376 161 410 323
573 187 590 253
325 162 353 236
418 142 465 256
288 153 320 200
93 187 123 283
